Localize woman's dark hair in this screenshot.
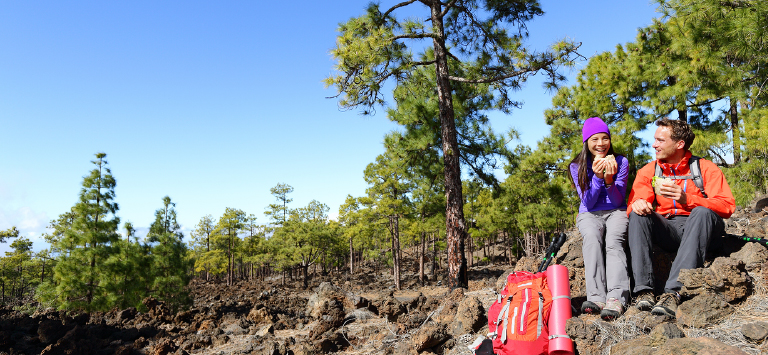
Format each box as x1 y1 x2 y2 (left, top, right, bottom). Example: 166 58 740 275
571 140 616 195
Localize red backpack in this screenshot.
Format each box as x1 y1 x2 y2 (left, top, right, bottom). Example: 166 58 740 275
487 270 553 355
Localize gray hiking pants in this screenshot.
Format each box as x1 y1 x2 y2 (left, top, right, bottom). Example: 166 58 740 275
628 206 724 294
576 209 630 306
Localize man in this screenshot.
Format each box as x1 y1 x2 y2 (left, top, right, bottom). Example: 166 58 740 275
627 118 735 317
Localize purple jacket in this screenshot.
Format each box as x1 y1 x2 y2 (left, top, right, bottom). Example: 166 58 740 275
569 155 628 213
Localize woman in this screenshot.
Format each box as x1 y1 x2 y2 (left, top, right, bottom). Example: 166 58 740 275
569 117 630 320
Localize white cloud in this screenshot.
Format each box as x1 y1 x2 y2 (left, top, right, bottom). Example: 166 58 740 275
0 206 50 252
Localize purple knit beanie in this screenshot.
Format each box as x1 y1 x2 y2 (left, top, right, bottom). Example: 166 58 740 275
582 117 610 142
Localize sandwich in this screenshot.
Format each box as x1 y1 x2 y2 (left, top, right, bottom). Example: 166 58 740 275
595 154 615 173
595 154 615 163
652 176 673 195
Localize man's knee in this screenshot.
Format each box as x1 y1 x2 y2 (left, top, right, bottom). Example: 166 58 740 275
690 206 717 218
688 206 724 229
628 211 655 234
629 211 652 224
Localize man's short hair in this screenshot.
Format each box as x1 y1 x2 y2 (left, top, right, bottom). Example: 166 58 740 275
656 118 695 151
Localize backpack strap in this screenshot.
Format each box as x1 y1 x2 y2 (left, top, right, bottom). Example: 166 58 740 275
688 156 707 198
653 162 661 210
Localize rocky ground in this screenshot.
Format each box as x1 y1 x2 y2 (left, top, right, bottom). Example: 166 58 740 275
2 198 768 355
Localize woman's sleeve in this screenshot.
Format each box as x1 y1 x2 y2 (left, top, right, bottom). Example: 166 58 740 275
605 156 629 207
573 162 603 209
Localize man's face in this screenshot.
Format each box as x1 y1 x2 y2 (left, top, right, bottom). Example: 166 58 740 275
652 126 683 161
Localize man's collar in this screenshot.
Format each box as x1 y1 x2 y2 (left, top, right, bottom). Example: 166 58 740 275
659 150 691 167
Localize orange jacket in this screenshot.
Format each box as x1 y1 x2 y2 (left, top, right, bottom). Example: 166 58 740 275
627 151 735 218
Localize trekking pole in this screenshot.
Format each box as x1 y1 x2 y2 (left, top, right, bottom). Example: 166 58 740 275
726 233 768 247
537 233 567 273
536 234 558 273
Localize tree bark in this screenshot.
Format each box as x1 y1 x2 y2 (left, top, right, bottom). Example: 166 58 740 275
431 2 468 290
731 100 741 164
390 216 402 290
349 237 354 274
419 230 425 285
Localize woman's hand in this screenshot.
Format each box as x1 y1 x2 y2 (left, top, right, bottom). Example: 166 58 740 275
603 159 617 185
592 159 605 179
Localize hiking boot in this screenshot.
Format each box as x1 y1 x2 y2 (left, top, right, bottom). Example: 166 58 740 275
581 300 605 315
601 298 623 320
651 292 680 317
634 291 655 312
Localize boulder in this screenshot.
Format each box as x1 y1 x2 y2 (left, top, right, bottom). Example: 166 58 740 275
410 323 449 352
142 297 171 322
609 337 654 355
306 282 343 318
679 257 752 303
404 310 428 330
252 324 274 337
656 337 748 355
753 196 768 213
677 293 734 328
450 296 486 337
729 242 768 272
305 282 345 327
247 306 274 325
566 317 601 355
344 293 371 311
556 231 585 270
393 290 424 312
149 338 177 355
648 322 684 347
313 329 346 353
37 319 69 344
495 269 514 291
513 257 538 273
740 321 768 342
197 319 216 333
745 224 766 239
433 288 465 325
377 293 406 322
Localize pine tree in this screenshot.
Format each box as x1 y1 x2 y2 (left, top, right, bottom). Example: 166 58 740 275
189 215 217 280
0 227 19 243
265 183 294 227
270 200 335 287
53 152 121 312
363 148 415 290
326 1 580 288
108 222 150 309
146 196 191 311
212 208 245 286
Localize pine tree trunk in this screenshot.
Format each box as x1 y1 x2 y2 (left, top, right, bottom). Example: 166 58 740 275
392 215 401 290
431 3 467 290
431 232 437 275
468 234 473 267
349 237 354 274
419 230 425 285
731 100 741 164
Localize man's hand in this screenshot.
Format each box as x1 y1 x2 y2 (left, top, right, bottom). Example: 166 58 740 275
631 198 654 216
658 180 687 204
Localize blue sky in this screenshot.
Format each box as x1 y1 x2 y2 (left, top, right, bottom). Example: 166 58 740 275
0 1 660 253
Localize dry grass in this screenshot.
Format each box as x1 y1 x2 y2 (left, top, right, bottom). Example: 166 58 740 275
682 272 768 355
579 271 768 355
